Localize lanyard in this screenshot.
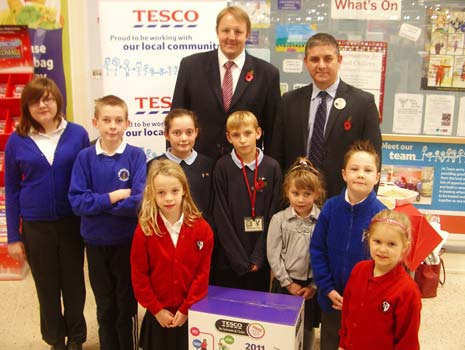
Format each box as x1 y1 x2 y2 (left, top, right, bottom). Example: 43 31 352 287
238 151 259 218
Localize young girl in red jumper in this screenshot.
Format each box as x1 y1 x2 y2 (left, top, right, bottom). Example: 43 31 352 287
339 209 422 350
131 159 214 350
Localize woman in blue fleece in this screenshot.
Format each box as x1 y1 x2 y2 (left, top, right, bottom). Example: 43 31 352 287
5 78 89 350
309 140 386 350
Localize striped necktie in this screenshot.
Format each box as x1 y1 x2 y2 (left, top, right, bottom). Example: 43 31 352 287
308 91 327 169
222 61 234 111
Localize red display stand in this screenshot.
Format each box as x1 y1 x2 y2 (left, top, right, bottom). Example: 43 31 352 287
394 204 443 271
0 25 34 280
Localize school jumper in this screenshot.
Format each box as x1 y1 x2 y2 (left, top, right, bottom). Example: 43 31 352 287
69 142 147 350
5 121 89 347
212 149 282 291
130 215 213 350
339 260 422 350
310 189 385 350
147 149 214 220
267 205 321 330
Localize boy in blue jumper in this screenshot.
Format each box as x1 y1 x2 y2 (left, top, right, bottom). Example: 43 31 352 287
69 95 146 350
310 140 386 350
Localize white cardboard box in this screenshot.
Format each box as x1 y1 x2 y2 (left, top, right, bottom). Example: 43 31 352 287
189 286 304 350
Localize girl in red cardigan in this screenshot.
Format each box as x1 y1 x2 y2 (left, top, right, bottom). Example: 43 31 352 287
131 159 213 350
339 209 422 350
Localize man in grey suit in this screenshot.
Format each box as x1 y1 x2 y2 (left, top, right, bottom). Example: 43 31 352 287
270 33 382 199
172 6 281 160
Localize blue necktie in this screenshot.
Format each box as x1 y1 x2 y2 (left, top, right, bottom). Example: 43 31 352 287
308 91 327 169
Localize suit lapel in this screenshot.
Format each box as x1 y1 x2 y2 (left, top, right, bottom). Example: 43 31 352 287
230 53 253 110
324 80 348 141
204 50 224 109
301 85 313 150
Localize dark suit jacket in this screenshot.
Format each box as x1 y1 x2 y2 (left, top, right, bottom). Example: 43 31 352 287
172 49 281 160
270 80 382 198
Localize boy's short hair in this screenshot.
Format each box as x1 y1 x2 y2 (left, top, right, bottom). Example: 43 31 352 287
343 139 381 171
226 110 259 132
94 95 128 119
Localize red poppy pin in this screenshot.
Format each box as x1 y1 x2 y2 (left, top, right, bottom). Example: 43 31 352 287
254 177 267 191
245 70 254 82
344 116 352 131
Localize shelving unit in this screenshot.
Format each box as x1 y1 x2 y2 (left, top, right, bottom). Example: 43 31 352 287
0 25 34 280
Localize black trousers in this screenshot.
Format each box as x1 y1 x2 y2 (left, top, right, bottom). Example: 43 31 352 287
22 217 86 346
320 310 341 350
86 243 138 350
212 264 271 292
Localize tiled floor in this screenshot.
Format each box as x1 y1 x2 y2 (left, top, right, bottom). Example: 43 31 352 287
0 251 464 349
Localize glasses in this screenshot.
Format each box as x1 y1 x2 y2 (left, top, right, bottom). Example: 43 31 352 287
29 97 56 108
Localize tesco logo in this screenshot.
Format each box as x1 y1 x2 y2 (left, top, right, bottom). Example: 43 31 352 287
133 9 199 23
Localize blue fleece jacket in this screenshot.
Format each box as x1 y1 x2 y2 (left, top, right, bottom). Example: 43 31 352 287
5 122 90 243
68 143 146 246
310 189 386 312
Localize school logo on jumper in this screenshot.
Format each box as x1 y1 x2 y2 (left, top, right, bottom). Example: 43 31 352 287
118 168 130 182
381 301 391 312
196 241 204 251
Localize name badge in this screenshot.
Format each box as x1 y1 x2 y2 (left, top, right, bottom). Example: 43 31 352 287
244 216 264 232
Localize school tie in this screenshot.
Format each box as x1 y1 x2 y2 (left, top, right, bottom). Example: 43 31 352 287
222 61 234 111
308 91 327 169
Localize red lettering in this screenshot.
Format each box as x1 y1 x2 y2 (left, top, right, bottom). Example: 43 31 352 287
132 9 199 23
160 96 172 109
159 9 171 22
172 10 183 22
134 97 147 109
132 10 144 22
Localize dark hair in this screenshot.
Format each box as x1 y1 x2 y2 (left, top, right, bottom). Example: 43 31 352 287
343 140 381 171
17 77 64 136
216 6 251 36
164 108 199 133
283 157 326 206
94 95 128 119
304 33 340 57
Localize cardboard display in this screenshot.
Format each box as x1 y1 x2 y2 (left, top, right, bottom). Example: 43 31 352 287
189 286 304 350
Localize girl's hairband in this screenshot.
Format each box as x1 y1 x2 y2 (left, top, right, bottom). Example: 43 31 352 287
371 217 408 233
289 160 320 176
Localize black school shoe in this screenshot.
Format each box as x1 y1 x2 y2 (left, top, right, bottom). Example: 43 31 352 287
50 343 66 350
67 342 83 350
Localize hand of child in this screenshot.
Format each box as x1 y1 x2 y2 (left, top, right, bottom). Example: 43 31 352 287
8 242 26 262
109 188 131 204
154 309 174 328
298 286 317 300
286 282 303 296
328 290 343 310
171 310 188 327
250 263 259 272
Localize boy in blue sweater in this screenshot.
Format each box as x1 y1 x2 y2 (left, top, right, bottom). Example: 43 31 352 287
310 140 386 350
69 95 146 350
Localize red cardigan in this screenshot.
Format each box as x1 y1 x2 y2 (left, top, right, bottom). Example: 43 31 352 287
339 260 422 350
130 215 213 316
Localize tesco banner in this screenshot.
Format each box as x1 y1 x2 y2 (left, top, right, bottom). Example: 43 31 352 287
99 1 226 159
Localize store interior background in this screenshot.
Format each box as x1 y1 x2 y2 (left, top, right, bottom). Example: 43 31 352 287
1 0 465 348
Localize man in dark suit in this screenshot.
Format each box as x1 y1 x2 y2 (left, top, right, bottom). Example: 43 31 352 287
271 33 382 199
172 6 281 160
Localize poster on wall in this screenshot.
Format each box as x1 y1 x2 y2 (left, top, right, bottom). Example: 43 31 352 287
99 0 226 159
0 0 70 114
331 0 401 21
381 140 465 215
421 7 465 91
338 40 387 120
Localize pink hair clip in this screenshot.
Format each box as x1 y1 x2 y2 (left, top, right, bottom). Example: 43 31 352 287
371 218 408 233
